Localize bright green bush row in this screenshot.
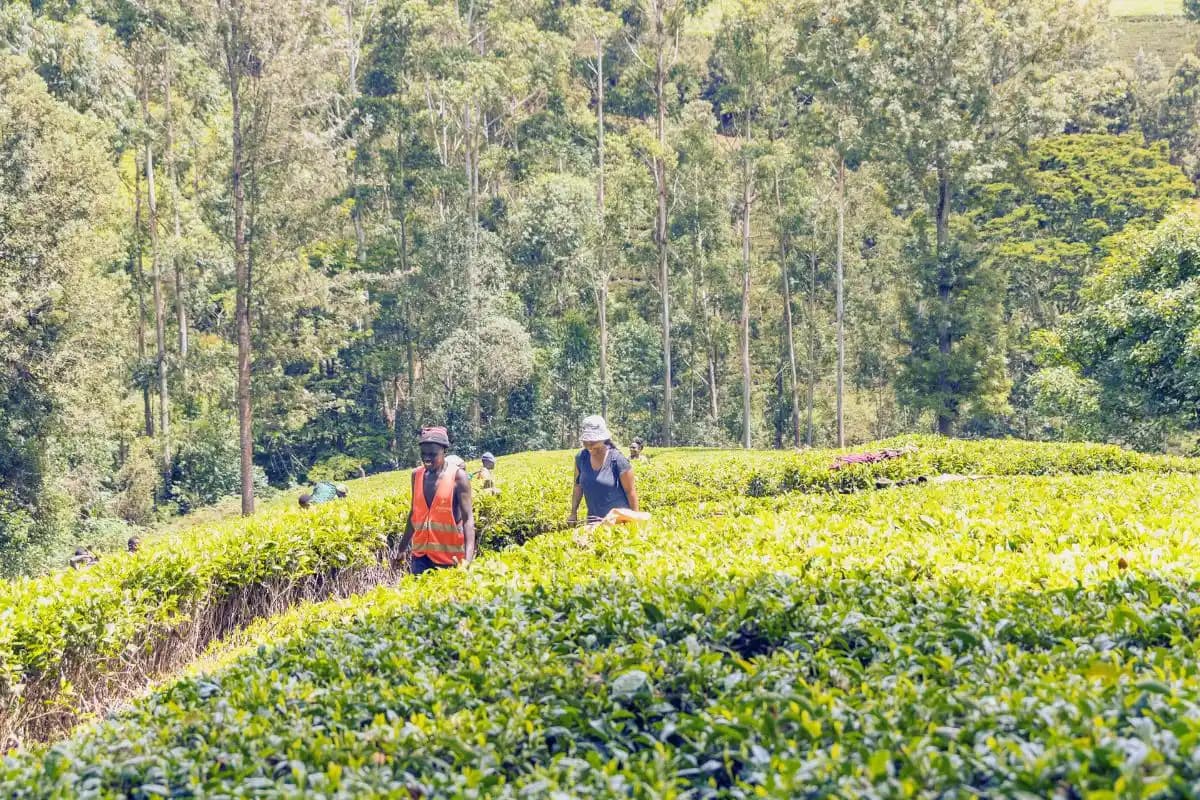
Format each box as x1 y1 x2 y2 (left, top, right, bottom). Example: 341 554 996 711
0 491 409 737
478 436 1200 547
1 437 1197 744
8 472 1200 796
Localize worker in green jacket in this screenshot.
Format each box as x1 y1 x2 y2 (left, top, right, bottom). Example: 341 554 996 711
299 481 348 508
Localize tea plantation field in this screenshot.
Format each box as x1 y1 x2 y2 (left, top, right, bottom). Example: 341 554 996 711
6 439 1200 797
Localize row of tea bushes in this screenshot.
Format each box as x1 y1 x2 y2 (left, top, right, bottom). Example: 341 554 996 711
7 471 1200 796
2 437 1196 743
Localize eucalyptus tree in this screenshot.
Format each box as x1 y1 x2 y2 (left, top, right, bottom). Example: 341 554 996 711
710 0 792 448
672 101 735 431
622 0 711 446
195 0 340 513
789 0 880 446
822 0 1100 433
569 1 631 419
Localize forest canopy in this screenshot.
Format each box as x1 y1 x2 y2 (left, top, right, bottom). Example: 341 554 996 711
2 0 1199 575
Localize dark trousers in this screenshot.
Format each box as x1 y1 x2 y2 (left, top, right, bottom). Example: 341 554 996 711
411 554 451 575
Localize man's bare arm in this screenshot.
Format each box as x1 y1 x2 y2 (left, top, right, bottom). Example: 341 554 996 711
455 469 476 562
395 471 417 554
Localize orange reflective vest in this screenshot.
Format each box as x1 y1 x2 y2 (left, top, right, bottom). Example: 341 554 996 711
411 465 464 565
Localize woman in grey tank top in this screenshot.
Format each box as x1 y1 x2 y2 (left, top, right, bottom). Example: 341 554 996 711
567 415 640 526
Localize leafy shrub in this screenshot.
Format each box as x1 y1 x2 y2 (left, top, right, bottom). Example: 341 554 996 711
111 437 158 525
9 472 1200 796
170 413 269 512
73 516 139 555
2 436 1198 746
306 453 367 483
0 488 75 580
0 493 40 579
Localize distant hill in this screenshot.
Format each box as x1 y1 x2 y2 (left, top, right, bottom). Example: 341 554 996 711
1109 0 1198 67
1111 0 1182 13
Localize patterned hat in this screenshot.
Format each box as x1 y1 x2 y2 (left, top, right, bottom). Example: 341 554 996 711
418 426 450 447
580 415 612 443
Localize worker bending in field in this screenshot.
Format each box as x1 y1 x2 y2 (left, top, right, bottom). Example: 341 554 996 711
393 426 475 575
69 546 100 569
567 415 642 528
299 481 347 509
475 452 499 495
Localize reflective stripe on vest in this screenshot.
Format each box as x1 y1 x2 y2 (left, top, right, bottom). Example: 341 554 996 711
411 465 464 565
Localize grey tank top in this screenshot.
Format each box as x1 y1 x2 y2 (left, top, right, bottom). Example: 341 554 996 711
576 448 631 521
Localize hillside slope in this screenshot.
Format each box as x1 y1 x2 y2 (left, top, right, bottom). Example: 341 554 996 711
1109 0 1199 65
14 437 1190 744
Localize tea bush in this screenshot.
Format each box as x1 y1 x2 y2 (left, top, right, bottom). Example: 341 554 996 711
1 437 1197 746
8 471 1200 796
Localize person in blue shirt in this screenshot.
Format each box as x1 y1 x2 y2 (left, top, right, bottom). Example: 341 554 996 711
567 415 639 527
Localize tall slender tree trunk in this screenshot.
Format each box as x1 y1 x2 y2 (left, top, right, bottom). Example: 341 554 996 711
344 4 366 266
934 165 953 436
164 64 188 385
143 86 170 475
835 156 846 448
598 283 609 410
708 348 719 421
353 186 366 264
225 14 255 516
465 103 482 434
654 3 672 445
405 308 416 462
739 120 752 449
385 113 409 468
776 173 801 448
382 375 401 468
470 10 487 435
772 355 785 448
396 117 408 272
806 245 817 447
595 39 609 419
134 158 154 437
694 225 719 422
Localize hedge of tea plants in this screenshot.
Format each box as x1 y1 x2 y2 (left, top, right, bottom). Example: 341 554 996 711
1 438 1197 744
7 471 1200 797
474 437 1200 548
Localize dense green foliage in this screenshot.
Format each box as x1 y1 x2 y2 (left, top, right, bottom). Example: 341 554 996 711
980 134 1192 329
4 437 1196 746
1039 204 1200 446
975 134 1195 438
2 0 1200 577
0 52 127 576
8 446 1200 795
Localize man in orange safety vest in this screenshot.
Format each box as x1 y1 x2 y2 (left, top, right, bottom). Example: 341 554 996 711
393 426 476 575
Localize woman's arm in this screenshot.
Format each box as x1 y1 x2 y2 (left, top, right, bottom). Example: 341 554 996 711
620 467 638 512
568 462 583 524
